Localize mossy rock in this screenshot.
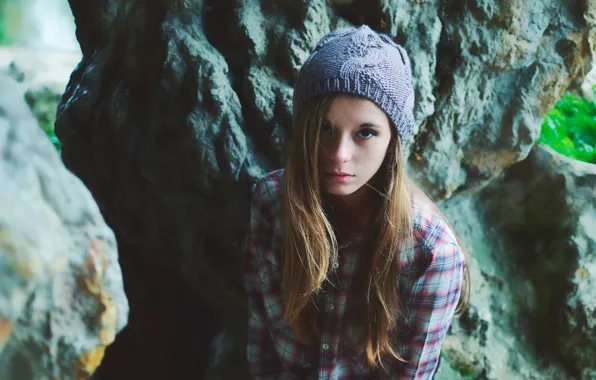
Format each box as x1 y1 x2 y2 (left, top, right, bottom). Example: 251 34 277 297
24 85 62 152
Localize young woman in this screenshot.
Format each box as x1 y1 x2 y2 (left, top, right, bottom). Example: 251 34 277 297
244 25 470 379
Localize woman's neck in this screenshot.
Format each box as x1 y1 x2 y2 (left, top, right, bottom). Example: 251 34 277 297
323 191 377 238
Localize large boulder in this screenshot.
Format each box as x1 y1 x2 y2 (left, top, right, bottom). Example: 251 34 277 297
54 0 595 378
0 73 128 379
404 0 596 199
438 145 596 379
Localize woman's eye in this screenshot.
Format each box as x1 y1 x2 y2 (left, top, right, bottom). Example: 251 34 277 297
357 128 377 139
321 124 333 135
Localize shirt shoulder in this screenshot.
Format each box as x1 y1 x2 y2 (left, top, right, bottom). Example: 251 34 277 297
411 195 458 248
252 168 284 212
407 193 465 272
250 169 285 265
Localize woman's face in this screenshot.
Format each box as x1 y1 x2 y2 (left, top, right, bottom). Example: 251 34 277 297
318 95 392 203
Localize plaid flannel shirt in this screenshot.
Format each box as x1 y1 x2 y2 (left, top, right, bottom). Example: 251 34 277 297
244 169 466 380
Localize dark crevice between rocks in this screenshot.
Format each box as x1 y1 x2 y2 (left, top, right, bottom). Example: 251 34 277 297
555 36 586 77
480 156 582 378
567 0 588 29
202 0 247 90
504 226 578 357
465 0 493 22
435 0 464 101
556 38 578 60
202 0 281 168
90 238 217 380
59 2 221 379
274 0 313 30
328 0 384 30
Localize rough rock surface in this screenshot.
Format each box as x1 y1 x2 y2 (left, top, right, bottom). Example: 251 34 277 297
54 0 595 378
439 145 596 379
404 0 596 200
0 74 129 379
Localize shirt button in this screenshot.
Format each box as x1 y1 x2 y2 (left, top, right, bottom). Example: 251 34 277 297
333 263 339 269
329 304 335 310
322 344 329 350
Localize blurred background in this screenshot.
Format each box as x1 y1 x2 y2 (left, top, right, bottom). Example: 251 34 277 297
0 0 80 152
0 0 79 51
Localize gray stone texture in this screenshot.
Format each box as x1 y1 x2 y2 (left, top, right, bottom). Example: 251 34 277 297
47 0 596 378
439 145 596 379
0 73 129 379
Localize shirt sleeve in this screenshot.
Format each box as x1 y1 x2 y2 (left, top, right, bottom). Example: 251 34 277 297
244 180 296 380
386 241 466 380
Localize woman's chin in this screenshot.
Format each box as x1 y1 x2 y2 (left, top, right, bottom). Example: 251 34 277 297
323 183 360 196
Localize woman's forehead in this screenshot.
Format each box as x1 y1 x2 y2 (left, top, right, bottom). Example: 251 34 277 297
325 95 390 128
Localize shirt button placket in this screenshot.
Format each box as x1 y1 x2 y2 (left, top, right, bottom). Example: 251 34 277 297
329 262 339 312
328 294 335 312
320 261 339 376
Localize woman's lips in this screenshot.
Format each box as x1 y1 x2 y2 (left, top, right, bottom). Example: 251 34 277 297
325 173 354 184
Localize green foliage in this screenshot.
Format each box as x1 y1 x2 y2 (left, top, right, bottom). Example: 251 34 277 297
539 90 596 164
25 87 62 153
0 0 21 45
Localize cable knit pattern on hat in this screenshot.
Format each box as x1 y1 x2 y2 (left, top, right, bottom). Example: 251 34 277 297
293 25 415 143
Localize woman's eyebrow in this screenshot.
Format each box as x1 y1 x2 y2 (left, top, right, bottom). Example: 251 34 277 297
359 122 381 128
322 120 381 128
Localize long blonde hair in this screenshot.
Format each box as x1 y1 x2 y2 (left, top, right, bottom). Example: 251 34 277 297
282 94 470 368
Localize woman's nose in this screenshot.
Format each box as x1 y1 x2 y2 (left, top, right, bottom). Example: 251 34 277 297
329 136 352 163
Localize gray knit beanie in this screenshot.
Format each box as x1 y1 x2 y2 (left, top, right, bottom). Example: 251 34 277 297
292 25 415 143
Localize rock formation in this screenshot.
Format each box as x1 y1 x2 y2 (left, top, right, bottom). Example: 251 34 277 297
51 0 596 378
0 73 129 379
440 144 596 379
